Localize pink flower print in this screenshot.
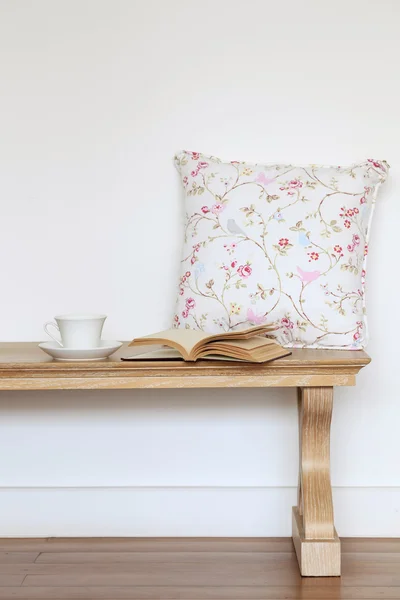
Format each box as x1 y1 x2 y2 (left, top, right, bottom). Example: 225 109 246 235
281 317 294 329
185 271 191 277
278 238 289 247
212 203 225 215
223 241 237 257
191 257 196 264
190 152 200 160
353 331 361 341
225 242 236 252
368 159 384 170
364 244 368 256
182 310 189 319
344 220 351 229
333 245 343 254
322 283 330 296
353 207 359 214
186 297 196 310
346 209 355 217
237 264 252 278
191 162 206 177
307 251 319 261
179 287 184 296
231 260 237 268
183 176 188 186
347 232 360 253
289 179 303 189
201 206 210 214
360 196 367 205
174 315 179 323
361 269 366 284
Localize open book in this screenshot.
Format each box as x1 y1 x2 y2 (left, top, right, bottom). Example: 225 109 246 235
122 324 291 363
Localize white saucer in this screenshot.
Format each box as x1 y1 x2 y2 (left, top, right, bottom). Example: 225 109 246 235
38 340 123 361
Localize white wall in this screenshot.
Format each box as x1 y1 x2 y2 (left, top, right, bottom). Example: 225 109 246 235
0 0 399 536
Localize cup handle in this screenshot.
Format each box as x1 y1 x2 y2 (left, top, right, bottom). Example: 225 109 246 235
44 321 63 347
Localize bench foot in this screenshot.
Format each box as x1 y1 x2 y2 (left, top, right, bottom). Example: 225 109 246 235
293 386 340 576
292 506 340 576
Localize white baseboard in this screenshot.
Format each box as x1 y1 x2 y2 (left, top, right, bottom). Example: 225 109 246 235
0 486 399 537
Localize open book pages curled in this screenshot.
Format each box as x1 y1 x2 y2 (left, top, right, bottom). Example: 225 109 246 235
123 324 291 363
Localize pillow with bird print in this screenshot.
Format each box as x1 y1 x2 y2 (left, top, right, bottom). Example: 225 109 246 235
173 150 389 349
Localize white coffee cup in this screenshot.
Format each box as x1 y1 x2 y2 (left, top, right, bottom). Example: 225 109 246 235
43 314 107 348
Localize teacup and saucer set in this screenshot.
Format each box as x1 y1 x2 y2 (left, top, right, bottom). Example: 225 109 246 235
39 314 122 361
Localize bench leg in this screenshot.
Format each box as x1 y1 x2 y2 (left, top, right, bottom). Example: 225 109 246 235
292 386 341 576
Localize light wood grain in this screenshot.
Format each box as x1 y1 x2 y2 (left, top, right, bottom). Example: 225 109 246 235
293 386 339 576
297 387 303 515
0 373 358 390
292 506 340 577
299 387 335 539
0 343 370 390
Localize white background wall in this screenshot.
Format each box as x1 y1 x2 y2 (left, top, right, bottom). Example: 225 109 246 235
0 0 399 536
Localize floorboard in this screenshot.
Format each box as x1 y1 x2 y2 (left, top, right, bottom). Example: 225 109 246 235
0 538 398 599
1 587 400 600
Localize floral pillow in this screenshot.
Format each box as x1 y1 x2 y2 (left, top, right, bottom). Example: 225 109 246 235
173 151 389 349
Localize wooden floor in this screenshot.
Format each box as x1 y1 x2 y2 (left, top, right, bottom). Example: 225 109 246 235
0 538 399 599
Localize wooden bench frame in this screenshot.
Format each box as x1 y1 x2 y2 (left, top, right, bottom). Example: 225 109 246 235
0 343 370 576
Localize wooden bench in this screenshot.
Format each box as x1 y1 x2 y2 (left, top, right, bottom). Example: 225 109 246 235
0 342 370 576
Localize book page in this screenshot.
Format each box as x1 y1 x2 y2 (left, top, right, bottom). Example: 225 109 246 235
129 324 278 360
194 336 277 359
122 348 245 362
211 337 276 350
129 328 211 359
197 324 277 345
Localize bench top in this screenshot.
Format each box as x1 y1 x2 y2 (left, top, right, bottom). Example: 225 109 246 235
0 343 370 390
